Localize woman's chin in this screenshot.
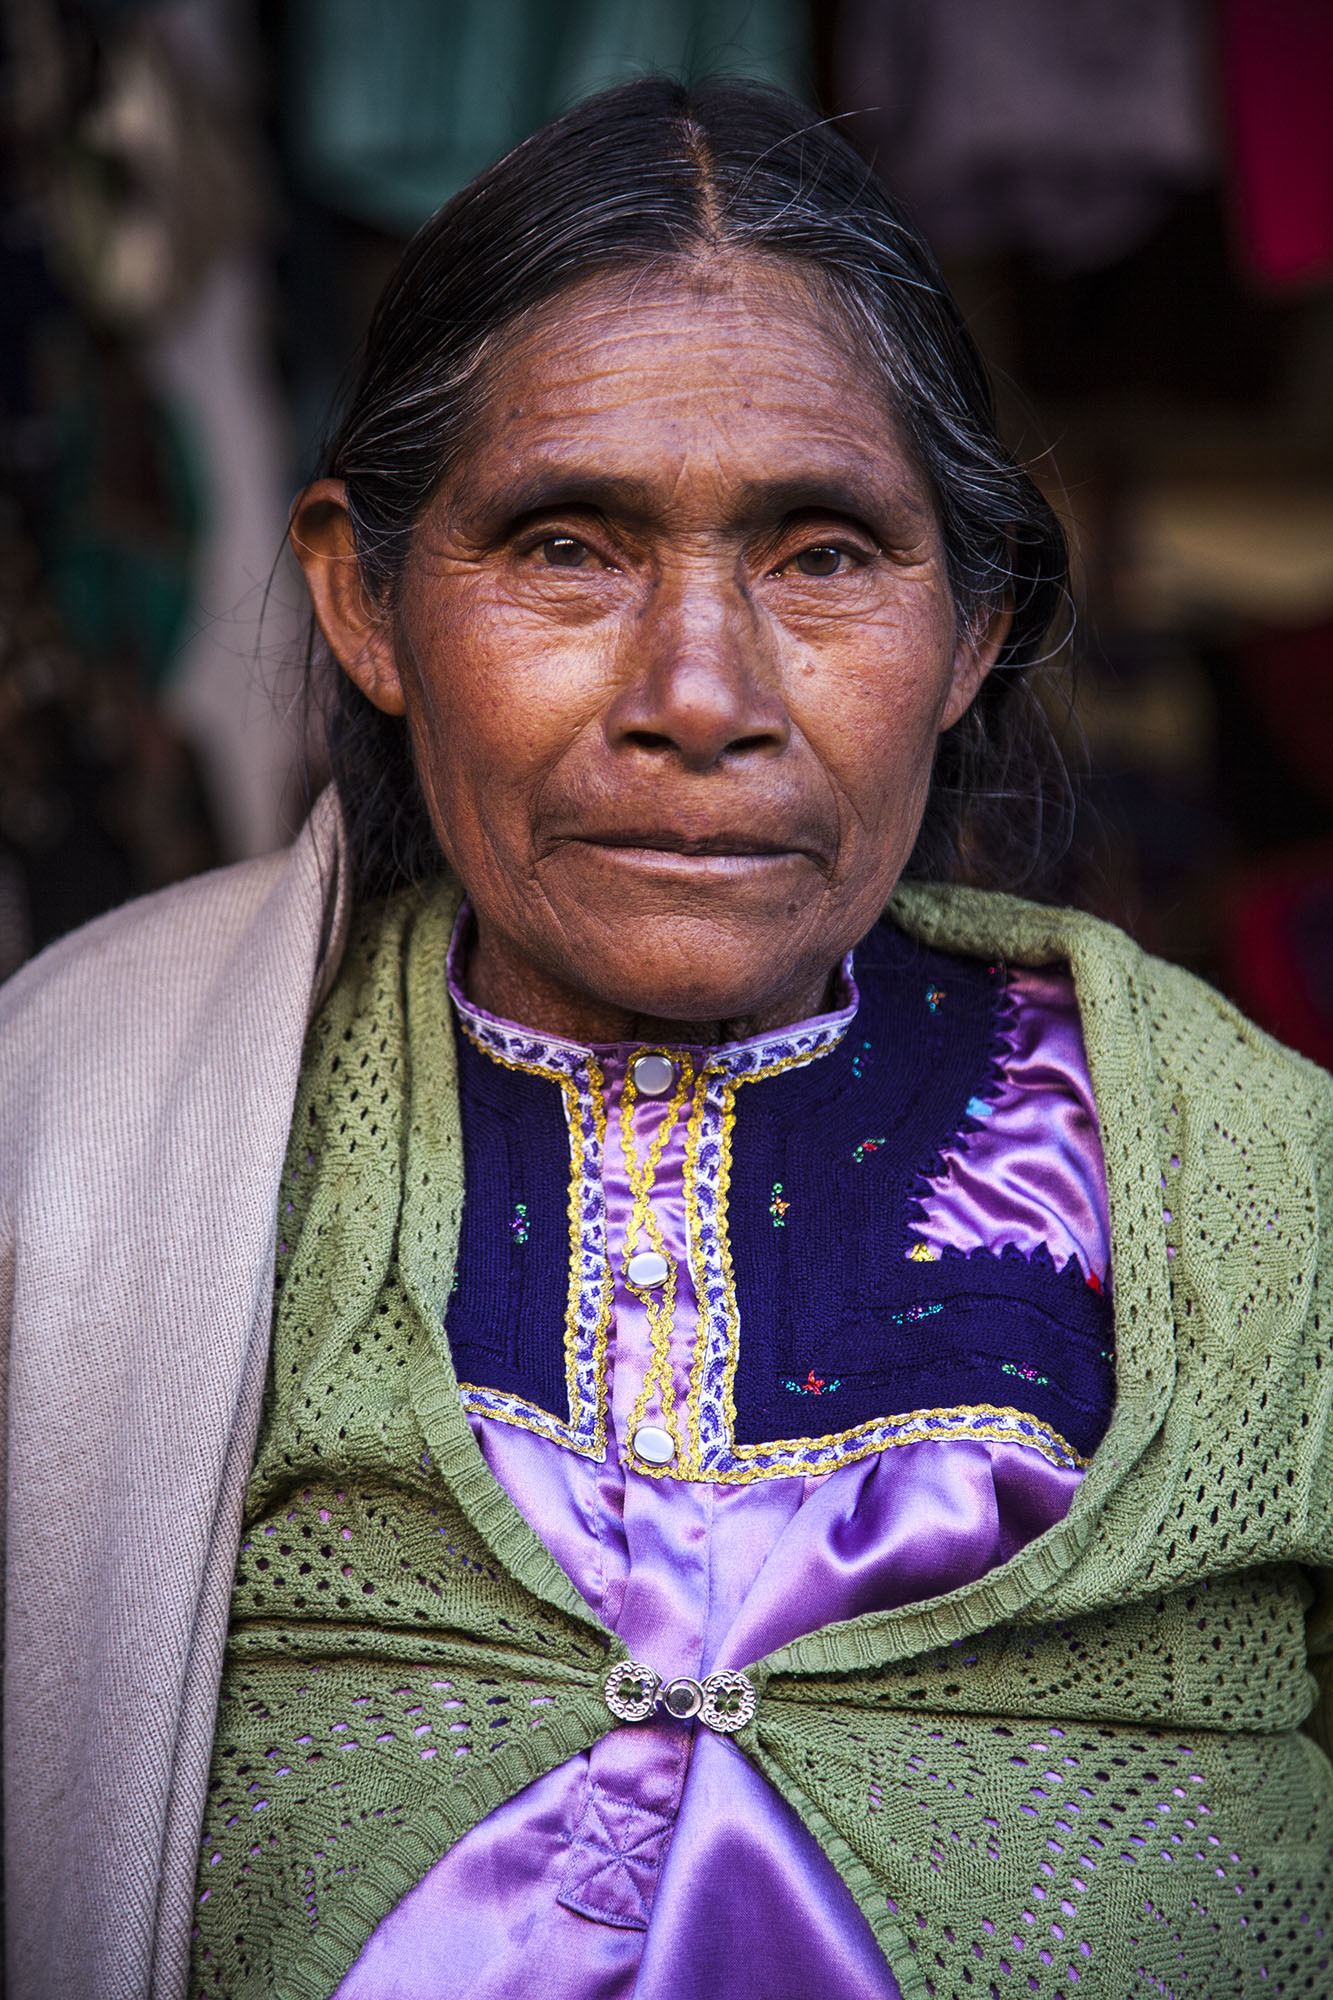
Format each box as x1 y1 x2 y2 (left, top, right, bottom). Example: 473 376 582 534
551 916 836 1039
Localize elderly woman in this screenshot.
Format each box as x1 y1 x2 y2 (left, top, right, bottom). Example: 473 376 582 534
2 77 1330 2000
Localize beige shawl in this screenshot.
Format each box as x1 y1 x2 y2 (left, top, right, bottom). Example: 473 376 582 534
0 792 349 2000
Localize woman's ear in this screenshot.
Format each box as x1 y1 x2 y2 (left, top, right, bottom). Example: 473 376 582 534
289 479 407 717
940 603 1012 733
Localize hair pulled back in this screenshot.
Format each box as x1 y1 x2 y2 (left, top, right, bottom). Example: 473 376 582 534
313 74 1071 897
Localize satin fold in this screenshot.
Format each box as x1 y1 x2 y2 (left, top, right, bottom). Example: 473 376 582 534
913 966 1112 1280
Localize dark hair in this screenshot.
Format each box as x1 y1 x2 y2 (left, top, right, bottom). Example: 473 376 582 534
312 75 1072 898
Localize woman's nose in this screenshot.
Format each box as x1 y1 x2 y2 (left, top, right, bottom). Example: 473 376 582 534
603 571 790 770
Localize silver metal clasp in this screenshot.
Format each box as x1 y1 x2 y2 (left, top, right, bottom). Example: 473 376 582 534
603 1659 757 1734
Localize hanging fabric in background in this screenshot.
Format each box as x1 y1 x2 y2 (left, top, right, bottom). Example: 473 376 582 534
287 0 811 233
0 498 219 982
146 253 312 861
1219 0 1333 295
43 0 311 861
0 0 225 970
136 1 311 860
1221 618 1333 1070
833 0 1212 270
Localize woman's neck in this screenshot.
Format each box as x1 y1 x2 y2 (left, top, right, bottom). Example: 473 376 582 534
462 921 839 1047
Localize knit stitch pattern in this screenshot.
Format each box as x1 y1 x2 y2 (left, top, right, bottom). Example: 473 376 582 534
193 880 1333 2000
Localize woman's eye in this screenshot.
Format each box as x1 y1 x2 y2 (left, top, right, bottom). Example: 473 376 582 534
787 545 854 578
537 535 592 568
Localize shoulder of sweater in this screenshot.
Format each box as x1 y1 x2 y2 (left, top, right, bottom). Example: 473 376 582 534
890 879 1333 1117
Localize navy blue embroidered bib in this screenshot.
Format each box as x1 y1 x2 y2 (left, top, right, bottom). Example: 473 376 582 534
444 917 1115 1483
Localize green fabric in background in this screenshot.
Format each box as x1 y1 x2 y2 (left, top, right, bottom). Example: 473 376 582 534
288 0 811 231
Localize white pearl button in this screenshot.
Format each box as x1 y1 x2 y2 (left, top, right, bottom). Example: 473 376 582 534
626 1250 670 1289
632 1425 676 1465
632 1053 675 1098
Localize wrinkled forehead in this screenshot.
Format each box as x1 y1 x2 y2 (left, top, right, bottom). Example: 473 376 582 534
433 252 937 535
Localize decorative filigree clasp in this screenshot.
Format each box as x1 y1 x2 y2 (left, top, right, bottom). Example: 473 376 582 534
603 1660 661 1722
698 1669 757 1733
603 1660 757 1734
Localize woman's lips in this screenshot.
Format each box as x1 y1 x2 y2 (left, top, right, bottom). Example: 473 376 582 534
585 831 799 855
565 822 824 855
588 843 803 872
559 834 817 881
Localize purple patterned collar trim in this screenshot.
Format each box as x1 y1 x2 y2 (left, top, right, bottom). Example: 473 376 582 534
445 903 859 1082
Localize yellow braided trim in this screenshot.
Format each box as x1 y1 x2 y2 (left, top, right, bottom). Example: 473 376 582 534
726 1032 849 1084
457 1381 606 1458
680 1068 718 1478
454 1020 612 1457
620 1053 693 1461
625 1403 1086 1483
727 1400 1088 1472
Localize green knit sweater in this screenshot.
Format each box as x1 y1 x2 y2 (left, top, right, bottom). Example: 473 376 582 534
194 881 1333 2000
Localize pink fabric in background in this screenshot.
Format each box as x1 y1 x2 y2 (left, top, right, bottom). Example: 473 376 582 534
1221 0 1333 292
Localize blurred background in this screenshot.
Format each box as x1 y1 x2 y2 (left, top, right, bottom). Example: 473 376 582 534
2 0 1330 1062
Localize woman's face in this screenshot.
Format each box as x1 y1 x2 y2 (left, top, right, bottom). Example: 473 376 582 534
297 259 1006 1039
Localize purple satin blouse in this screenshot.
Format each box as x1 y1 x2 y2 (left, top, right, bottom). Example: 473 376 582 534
332 923 1112 2000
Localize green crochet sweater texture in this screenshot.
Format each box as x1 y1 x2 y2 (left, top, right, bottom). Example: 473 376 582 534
194 880 1333 2000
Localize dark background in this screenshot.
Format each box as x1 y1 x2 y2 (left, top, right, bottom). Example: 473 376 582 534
3 0 1330 1062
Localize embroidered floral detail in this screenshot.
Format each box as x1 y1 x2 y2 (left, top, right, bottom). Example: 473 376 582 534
782 1368 842 1396
510 1202 530 1245
964 1095 995 1120
853 1135 886 1165
907 1241 941 1262
925 985 946 1012
1086 1269 1104 1294
1001 1360 1051 1387
851 1038 872 1079
889 1301 943 1326
769 1182 790 1227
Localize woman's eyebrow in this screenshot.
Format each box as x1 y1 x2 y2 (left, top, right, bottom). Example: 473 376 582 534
450 467 660 534
448 462 929 539
724 472 931 536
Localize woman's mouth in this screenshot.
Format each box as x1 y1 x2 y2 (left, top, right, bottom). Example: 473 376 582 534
568 830 817 878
